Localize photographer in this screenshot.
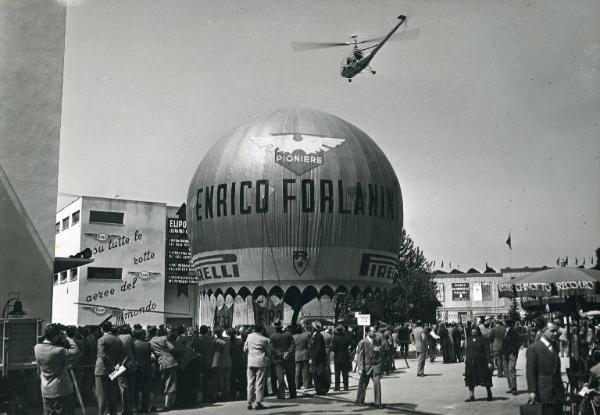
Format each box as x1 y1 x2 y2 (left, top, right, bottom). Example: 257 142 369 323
34 323 81 415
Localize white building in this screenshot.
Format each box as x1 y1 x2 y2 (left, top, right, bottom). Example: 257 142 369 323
434 266 550 322
53 196 196 327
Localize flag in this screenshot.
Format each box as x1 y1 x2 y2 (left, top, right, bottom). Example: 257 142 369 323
506 232 512 250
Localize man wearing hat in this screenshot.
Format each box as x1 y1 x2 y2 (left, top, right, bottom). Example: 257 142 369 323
269 319 296 399
309 321 328 395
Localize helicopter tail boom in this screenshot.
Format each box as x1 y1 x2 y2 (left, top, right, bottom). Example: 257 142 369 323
367 15 407 58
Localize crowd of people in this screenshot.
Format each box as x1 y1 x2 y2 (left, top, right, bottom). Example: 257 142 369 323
31 315 600 415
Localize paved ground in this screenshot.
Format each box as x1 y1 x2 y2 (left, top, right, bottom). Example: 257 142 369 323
162 348 551 415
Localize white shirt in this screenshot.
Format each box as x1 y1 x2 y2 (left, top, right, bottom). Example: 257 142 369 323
540 336 552 352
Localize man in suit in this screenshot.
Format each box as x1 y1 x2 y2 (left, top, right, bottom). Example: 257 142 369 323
269 320 296 399
117 325 137 415
397 323 410 358
410 320 427 376
503 318 521 395
355 326 384 408
245 324 272 410
132 329 152 414
293 325 311 389
34 324 81 415
95 321 123 415
212 326 232 401
309 321 328 395
331 325 352 391
526 321 565 415
193 325 214 402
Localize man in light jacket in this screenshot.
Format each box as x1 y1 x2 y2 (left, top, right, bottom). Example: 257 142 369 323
410 320 427 377
244 324 271 410
34 324 81 415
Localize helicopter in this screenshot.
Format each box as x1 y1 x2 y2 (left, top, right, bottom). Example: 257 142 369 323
291 15 418 81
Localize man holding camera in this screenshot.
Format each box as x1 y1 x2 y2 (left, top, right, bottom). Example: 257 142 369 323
34 324 81 415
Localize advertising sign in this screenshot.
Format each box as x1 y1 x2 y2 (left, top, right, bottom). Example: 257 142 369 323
166 218 195 284
357 313 371 326
452 282 470 301
435 283 445 302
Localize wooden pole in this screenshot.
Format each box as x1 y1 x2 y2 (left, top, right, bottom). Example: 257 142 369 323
69 368 86 415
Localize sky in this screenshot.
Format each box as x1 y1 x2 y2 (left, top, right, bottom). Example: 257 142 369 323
57 0 600 271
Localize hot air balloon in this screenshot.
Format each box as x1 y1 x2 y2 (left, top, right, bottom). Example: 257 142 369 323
187 108 403 327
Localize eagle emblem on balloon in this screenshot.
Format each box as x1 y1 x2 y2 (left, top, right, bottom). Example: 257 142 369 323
251 133 345 175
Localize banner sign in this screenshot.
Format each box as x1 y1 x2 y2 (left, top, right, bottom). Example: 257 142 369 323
452 282 470 301
165 218 195 284
472 283 482 302
435 283 445 302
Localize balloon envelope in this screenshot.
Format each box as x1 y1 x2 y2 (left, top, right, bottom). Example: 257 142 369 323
187 108 403 292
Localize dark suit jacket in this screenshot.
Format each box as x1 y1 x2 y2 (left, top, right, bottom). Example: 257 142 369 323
119 334 137 372
294 331 311 362
503 327 521 357
526 340 565 403
309 332 326 364
193 334 215 369
270 330 295 363
355 337 383 376
133 339 152 376
331 333 352 371
95 333 123 376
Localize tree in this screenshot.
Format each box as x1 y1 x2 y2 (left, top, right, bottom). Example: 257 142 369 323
507 298 521 322
383 229 439 323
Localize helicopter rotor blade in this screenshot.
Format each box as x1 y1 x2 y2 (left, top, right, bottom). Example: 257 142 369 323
392 28 420 41
291 41 349 52
356 28 420 46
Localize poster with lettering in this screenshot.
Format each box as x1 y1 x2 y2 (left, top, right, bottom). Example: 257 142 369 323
232 295 255 327
452 282 470 301
165 218 196 284
214 294 233 328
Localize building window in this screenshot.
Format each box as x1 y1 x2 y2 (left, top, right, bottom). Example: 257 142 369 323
53 274 58 286
482 283 493 301
61 217 69 231
87 267 122 280
70 268 78 281
55 222 60 234
60 271 68 284
72 210 80 225
89 210 124 225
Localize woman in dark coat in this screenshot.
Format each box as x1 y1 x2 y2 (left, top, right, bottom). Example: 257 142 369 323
439 324 453 363
464 325 493 401
331 326 352 391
